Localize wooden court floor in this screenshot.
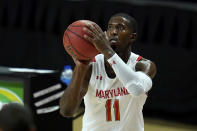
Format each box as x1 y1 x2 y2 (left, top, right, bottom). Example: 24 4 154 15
73 116 197 131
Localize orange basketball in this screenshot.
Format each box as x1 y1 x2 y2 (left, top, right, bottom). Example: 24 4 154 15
63 20 99 61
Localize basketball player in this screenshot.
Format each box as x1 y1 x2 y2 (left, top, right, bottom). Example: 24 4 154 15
59 13 157 131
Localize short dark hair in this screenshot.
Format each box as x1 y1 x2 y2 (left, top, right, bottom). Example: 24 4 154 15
0 103 35 131
111 13 138 33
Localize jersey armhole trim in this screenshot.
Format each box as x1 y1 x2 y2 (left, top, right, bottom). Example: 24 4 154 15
136 56 142 62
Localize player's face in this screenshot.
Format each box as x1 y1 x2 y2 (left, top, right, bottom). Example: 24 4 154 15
106 16 133 53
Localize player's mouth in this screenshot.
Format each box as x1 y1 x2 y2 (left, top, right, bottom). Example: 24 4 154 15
109 37 119 51
109 38 118 44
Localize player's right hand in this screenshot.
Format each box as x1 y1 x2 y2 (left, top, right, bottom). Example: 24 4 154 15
72 56 91 68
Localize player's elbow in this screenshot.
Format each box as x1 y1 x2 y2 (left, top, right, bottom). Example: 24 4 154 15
59 106 74 118
129 85 145 96
127 82 151 96
128 73 152 96
59 109 74 118
59 100 74 118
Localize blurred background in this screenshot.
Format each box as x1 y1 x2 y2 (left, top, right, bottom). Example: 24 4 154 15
0 0 197 130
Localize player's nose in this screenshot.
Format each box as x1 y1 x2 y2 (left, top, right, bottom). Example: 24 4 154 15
110 28 118 36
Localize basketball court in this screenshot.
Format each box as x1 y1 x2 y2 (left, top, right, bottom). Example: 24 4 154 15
73 116 197 131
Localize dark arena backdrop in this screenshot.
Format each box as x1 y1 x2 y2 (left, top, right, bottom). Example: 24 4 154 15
0 0 197 130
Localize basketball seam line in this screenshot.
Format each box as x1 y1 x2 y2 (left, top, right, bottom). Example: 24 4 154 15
67 28 95 48
65 32 91 59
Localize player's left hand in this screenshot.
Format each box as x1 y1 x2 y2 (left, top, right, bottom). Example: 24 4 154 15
83 23 115 59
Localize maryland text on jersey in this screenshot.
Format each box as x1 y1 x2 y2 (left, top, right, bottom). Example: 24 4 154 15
96 87 129 99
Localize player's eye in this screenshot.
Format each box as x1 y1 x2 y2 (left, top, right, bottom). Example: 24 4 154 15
118 25 125 31
108 25 112 30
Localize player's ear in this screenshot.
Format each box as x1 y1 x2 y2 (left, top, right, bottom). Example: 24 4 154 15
130 33 136 40
130 33 137 42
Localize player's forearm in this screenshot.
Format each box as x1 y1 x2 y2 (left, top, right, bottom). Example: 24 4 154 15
107 53 152 96
59 66 88 117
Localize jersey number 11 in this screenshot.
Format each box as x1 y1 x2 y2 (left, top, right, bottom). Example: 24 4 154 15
105 99 120 121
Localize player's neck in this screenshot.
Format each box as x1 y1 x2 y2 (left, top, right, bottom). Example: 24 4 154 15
117 47 131 63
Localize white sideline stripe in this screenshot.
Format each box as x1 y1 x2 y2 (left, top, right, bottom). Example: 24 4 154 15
34 91 64 107
33 84 62 98
36 105 59 114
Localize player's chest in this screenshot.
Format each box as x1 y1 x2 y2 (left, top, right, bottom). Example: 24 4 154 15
91 77 129 99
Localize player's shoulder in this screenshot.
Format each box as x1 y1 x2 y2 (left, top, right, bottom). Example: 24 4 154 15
134 54 157 79
131 52 152 63
92 54 104 63
89 54 103 73
130 52 143 62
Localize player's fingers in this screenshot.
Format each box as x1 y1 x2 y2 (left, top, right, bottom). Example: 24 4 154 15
83 27 96 38
93 24 106 39
87 23 102 38
86 23 104 39
104 31 109 40
85 24 97 34
84 34 93 43
93 23 103 33
91 24 100 34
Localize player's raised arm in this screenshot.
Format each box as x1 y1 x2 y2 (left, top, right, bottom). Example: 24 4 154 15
59 60 92 117
107 54 156 96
